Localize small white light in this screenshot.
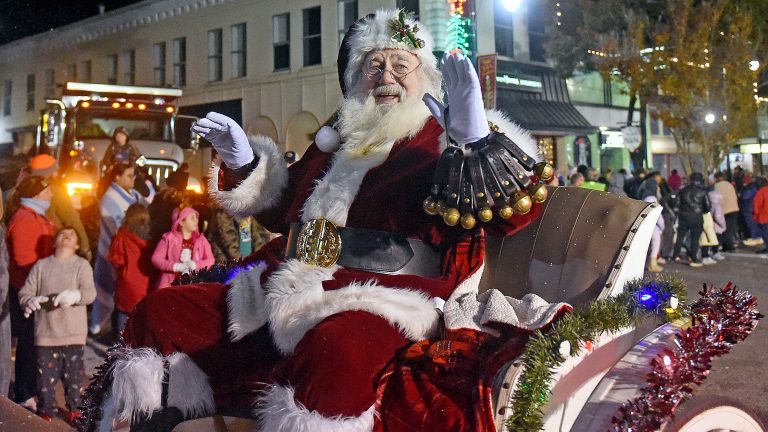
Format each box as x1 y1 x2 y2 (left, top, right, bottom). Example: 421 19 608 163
599 126 609 131
749 60 760 71
502 0 523 13
663 355 672 367
704 113 716 124
669 295 678 310
558 340 571 358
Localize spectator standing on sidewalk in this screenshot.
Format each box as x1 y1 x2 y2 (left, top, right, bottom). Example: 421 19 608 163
658 178 678 262
18 227 95 424
0 198 11 398
673 172 711 267
569 172 584 187
701 183 726 265
6 176 55 411
606 171 627 197
740 177 764 247
108 204 156 332
27 155 92 261
752 176 768 254
668 169 683 192
91 163 143 336
152 206 214 289
714 172 739 251
638 172 664 272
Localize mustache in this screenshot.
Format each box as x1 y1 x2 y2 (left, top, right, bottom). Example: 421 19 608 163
372 84 405 97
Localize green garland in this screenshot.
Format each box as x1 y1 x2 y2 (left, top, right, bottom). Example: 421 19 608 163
506 274 688 431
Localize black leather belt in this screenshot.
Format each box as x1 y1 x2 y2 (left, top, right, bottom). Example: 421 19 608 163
286 219 442 278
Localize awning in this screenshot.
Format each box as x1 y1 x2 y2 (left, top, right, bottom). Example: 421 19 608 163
496 94 597 136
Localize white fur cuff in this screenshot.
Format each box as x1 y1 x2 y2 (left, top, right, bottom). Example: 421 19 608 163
257 385 375 432
486 109 542 163
105 350 215 424
209 134 288 219
227 262 269 341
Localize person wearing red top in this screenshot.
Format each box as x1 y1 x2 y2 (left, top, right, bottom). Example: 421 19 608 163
752 177 768 253
6 176 55 411
108 203 156 332
151 206 215 289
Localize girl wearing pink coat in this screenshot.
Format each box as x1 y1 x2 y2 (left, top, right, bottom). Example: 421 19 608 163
152 206 215 289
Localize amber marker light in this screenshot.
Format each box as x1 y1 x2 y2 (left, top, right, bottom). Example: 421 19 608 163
125 102 134 108
138 104 146 110
81 101 91 108
165 106 175 113
112 102 120 108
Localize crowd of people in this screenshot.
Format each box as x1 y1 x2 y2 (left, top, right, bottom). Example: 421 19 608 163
561 164 768 271
0 132 277 425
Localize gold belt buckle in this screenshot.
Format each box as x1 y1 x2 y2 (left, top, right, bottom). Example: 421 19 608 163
296 218 342 267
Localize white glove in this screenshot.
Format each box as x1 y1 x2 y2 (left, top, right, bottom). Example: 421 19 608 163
23 296 49 318
180 248 192 263
190 112 253 169
173 262 187 273
423 53 490 146
54 289 82 308
187 261 197 271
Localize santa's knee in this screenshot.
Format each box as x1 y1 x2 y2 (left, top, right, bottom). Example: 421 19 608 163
265 311 408 425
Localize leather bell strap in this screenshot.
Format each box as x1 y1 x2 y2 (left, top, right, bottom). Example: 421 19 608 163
286 222 442 278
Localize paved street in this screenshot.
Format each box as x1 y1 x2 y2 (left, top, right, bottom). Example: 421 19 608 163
75 244 768 429
656 245 768 425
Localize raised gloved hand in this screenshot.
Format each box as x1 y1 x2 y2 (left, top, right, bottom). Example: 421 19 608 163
54 289 82 308
191 112 253 169
423 53 490 146
173 262 188 273
180 248 192 263
23 296 49 318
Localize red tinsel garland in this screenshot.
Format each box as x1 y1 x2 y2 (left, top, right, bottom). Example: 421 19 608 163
611 283 763 431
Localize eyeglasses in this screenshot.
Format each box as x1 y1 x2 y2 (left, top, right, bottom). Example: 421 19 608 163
364 61 422 80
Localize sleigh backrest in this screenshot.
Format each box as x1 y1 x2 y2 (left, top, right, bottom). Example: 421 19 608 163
479 186 659 307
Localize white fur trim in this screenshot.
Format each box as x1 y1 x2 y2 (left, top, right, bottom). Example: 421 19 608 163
257 385 375 432
167 352 216 418
443 290 571 334
209 134 288 219
109 348 164 422
266 259 440 355
301 146 392 227
97 394 117 432
106 349 215 423
226 262 270 341
315 126 342 153
344 9 437 97
486 109 542 163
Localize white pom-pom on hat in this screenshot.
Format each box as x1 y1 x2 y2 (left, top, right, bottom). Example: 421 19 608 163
315 126 341 153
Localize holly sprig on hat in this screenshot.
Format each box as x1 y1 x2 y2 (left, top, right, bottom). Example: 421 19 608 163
389 10 425 49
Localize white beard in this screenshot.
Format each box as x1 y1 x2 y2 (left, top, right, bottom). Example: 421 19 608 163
336 87 432 155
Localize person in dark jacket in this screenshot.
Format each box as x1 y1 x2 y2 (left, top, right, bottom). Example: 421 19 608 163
658 178 678 261
672 172 711 267
740 178 764 246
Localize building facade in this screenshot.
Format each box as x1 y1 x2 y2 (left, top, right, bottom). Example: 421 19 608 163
0 0 646 177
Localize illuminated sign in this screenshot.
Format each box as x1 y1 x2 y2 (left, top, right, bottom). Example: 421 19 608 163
496 74 543 91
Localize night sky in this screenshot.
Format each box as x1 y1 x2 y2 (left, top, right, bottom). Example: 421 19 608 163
0 0 143 45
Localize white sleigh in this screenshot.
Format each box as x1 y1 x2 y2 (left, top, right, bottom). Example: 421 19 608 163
164 186 763 432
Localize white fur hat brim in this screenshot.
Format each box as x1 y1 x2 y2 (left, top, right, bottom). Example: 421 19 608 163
339 9 436 96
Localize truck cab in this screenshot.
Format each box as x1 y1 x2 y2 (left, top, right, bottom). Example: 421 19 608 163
37 82 202 205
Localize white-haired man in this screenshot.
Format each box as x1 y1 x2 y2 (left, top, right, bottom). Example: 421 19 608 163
80 10 561 432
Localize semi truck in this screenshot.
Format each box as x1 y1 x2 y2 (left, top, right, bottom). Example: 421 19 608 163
37 82 207 205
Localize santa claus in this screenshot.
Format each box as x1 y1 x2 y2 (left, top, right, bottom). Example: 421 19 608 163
80 9 568 432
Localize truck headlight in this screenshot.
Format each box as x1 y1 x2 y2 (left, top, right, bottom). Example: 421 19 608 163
67 182 94 196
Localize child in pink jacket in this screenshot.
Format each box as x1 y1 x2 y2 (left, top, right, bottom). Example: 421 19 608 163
152 206 214 289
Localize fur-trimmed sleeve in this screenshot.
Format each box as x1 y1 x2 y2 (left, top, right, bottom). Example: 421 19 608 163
486 109 542 162
208 135 289 219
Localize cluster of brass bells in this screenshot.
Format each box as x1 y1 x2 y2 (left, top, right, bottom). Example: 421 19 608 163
423 162 552 230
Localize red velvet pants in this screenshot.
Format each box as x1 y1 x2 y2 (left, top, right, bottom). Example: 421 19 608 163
123 282 410 418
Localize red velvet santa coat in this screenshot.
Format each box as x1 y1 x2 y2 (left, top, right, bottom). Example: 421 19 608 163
114 112 545 431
